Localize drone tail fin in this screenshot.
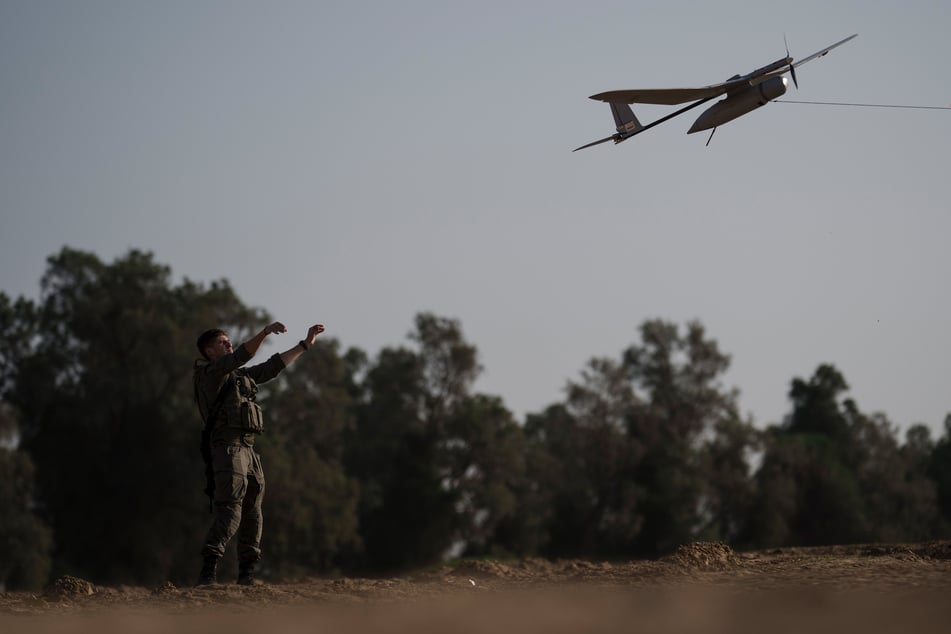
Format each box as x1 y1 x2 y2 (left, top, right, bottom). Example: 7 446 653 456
572 102 645 152
610 102 643 136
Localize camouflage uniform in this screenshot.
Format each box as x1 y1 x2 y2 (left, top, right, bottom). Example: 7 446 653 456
194 343 285 566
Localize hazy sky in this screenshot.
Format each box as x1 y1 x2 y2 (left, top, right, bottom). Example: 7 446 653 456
2 1 949 435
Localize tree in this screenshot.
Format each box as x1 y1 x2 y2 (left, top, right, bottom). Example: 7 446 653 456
0 403 53 590
926 415 951 531
747 364 940 548
256 338 362 576
749 366 870 546
785 364 852 449
347 313 481 572
522 319 751 559
520 403 590 557
0 293 38 398
747 428 868 547
411 313 481 426
622 320 748 555
697 416 760 544
3 247 269 584
848 411 938 542
559 356 643 557
444 394 527 558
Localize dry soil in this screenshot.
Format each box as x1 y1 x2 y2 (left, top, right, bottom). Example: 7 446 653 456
3 541 951 633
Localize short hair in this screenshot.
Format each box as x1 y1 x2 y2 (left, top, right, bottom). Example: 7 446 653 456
197 328 227 360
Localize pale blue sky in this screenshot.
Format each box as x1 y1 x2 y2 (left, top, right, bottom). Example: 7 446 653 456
2 1 949 434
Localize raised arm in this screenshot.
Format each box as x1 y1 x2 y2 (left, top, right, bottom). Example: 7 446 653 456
280 324 326 367
242 321 287 357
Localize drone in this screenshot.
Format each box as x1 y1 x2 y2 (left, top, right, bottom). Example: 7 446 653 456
574 34 858 150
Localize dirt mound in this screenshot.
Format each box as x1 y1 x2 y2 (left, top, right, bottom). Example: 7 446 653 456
854 541 951 561
151 581 179 596
913 541 951 560
450 559 517 579
663 542 740 571
43 575 95 599
514 558 558 575
861 545 924 561
447 558 619 583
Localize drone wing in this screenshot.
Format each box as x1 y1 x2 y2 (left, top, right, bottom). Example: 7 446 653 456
592 34 858 103
755 33 859 84
791 34 858 69
590 83 736 105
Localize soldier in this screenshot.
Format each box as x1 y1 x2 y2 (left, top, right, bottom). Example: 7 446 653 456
193 320 325 585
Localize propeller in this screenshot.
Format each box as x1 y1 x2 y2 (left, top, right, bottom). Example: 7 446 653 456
784 35 799 89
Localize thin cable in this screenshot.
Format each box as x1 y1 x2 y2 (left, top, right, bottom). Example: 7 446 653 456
776 99 951 110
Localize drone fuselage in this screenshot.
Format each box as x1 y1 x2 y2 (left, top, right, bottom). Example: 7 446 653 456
688 76 788 133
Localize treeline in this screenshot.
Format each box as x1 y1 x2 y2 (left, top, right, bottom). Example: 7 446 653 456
2 247 951 590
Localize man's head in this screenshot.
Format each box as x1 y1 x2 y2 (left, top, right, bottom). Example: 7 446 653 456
197 328 233 361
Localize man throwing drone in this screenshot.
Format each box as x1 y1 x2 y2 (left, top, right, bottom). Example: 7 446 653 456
193 320 325 585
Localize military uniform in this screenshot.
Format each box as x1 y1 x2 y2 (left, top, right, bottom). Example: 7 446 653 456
194 343 286 568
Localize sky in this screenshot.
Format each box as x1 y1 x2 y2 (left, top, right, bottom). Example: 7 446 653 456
2 0 950 436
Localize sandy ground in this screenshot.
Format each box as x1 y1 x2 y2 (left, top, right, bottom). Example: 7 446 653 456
3 542 951 633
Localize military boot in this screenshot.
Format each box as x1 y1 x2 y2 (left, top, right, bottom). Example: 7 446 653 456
195 555 219 586
237 560 257 586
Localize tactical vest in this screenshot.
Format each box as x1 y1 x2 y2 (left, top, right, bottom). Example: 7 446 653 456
218 373 265 434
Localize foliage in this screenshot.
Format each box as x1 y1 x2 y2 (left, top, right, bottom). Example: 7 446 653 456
622 320 749 555
0 404 53 590
257 338 362 576
1 248 268 584
345 313 518 572
746 365 940 548
445 394 526 558
926 415 951 530
521 320 754 558
1 247 948 587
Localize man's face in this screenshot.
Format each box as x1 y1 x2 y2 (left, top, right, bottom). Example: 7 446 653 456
205 333 233 360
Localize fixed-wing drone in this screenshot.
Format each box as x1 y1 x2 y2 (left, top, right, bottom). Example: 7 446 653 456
574 34 858 150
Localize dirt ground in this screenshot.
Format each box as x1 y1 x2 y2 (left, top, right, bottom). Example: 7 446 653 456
3 541 951 633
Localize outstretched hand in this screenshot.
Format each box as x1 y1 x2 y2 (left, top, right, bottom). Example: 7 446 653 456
304 324 325 347
266 321 287 335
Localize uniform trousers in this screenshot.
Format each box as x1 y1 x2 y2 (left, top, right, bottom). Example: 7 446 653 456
201 443 265 563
